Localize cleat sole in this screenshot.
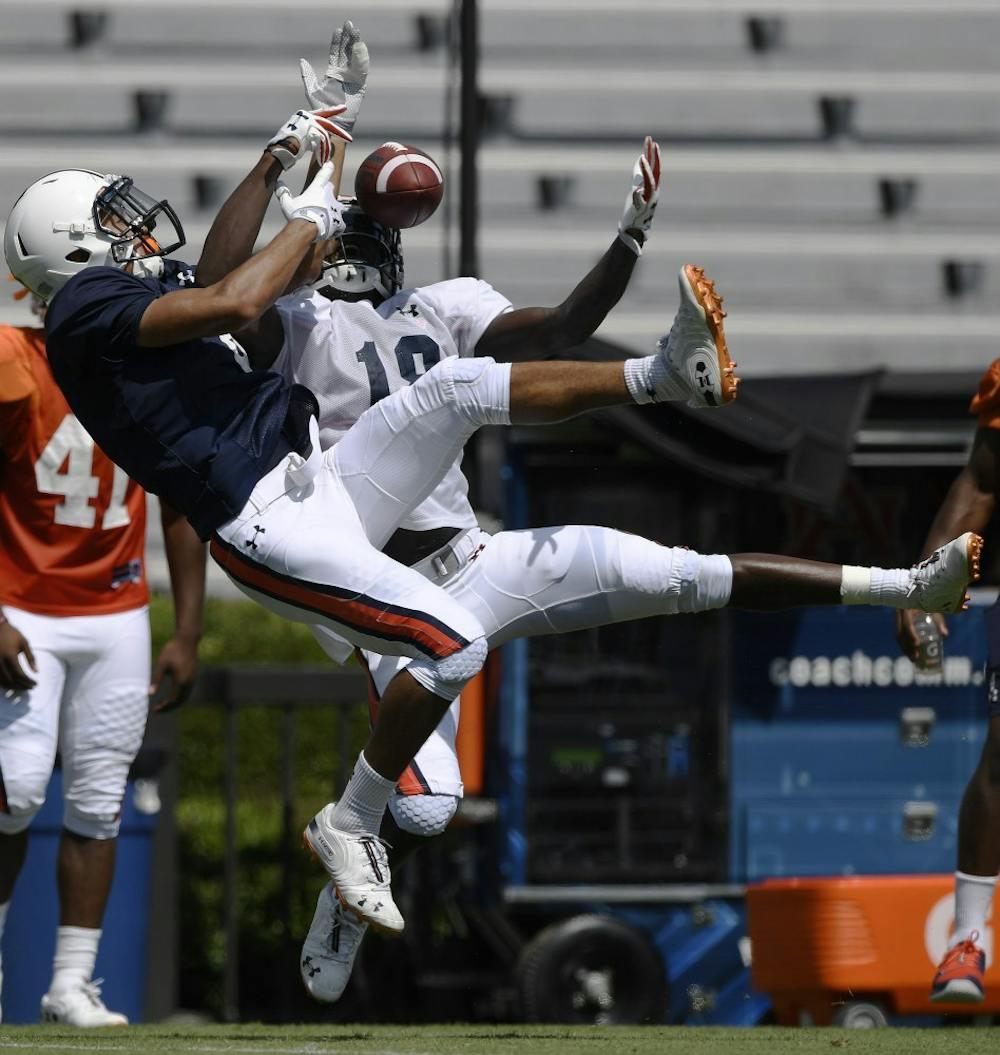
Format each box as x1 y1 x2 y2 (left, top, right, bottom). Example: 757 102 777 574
961 532 984 611
930 980 984 1004
302 829 319 864
969 533 983 583
683 263 738 404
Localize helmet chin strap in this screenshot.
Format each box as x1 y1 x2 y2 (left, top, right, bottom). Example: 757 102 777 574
315 261 389 300
127 256 164 280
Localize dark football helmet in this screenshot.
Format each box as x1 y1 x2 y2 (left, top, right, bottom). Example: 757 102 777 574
315 197 403 304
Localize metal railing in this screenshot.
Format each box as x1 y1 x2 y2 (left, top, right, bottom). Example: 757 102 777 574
189 665 368 1021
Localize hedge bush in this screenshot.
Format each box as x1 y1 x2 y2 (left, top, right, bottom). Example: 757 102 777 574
150 595 371 1019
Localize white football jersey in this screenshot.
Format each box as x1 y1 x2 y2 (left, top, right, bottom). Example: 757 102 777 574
273 278 512 531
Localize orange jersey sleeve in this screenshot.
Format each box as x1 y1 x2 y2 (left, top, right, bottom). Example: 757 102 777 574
0 326 38 459
970 358 1000 430
0 326 148 615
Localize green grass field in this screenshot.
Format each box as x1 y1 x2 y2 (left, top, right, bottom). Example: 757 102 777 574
1 1025 1000 1055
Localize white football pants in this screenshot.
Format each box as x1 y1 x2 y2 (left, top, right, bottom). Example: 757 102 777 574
315 524 733 827
0 605 150 839
211 357 511 699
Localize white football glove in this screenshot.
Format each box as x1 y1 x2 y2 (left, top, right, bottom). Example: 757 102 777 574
275 161 346 242
266 108 351 171
618 136 662 256
300 20 369 138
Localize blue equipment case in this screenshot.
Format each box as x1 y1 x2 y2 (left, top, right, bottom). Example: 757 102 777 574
2 769 157 1024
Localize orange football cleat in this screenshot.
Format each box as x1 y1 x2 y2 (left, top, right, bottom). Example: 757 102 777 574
930 933 986 1004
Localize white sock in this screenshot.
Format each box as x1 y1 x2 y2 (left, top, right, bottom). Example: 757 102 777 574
840 566 910 606
951 871 997 947
623 354 684 405
50 926 100 994
330 751 396 835
695 553 734 610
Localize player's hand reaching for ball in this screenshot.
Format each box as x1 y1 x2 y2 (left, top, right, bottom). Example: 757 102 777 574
300 20 369 139
275 161 346 242
266 108 352 171
618 136 662 256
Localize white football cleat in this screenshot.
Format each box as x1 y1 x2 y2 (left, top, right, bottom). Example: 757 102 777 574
655 264 738 408
907 531 983 613
300 882 369 1002
40 980 128 1027
302 804 404 934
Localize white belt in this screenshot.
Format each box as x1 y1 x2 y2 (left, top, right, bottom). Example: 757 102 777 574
411 527 487 583
285 416 323 490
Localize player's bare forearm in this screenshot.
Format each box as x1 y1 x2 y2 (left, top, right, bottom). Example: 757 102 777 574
302 137 346 196
919 471 994 560
196 153 286 288
138 220 317 347
918 429 999 559
152 500 206 711
160 500 206 645
476 238 639 362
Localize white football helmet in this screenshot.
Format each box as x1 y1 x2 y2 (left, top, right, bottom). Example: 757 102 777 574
4 169 185 301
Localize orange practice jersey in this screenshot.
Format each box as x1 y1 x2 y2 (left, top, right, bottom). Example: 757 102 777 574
971 358 1000 430
0 325 148 615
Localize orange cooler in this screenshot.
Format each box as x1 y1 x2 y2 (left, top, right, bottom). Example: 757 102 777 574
747 875 1000 1024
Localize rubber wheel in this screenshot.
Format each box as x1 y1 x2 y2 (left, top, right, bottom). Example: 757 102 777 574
516 914 668 1024
832 1000 889 1029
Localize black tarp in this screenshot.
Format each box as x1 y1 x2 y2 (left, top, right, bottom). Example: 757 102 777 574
575 337 882 512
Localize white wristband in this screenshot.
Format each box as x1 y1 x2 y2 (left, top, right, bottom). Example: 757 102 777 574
840 565 872 605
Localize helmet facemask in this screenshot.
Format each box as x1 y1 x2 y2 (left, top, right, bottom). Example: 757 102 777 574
91 176 184 280
313 201 403 306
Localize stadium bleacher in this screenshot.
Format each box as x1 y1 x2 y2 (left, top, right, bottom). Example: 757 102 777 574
2 0 998 585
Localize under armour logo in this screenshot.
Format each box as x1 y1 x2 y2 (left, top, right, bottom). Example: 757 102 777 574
399 305 419 317
302 956 320 978
694 361 717 405
245 526 266 550
176 269 196 287
468 544 486 564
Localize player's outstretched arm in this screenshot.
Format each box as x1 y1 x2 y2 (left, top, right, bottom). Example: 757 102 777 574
138 164 344 348
476 137 661 362
150 501 205 713
896 427 999 658
196 108 349 288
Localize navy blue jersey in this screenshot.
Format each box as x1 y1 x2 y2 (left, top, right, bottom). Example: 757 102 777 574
45 259 307 540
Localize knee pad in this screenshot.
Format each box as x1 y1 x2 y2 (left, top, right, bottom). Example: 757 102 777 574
0 769 49 834
426 356 510 428
0 802 41 835
671 549 733 614
389 792 460 837
407 635 488 700
63 800 121 840
62 760 130 840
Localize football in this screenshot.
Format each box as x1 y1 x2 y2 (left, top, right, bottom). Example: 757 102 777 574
354 142 444 229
